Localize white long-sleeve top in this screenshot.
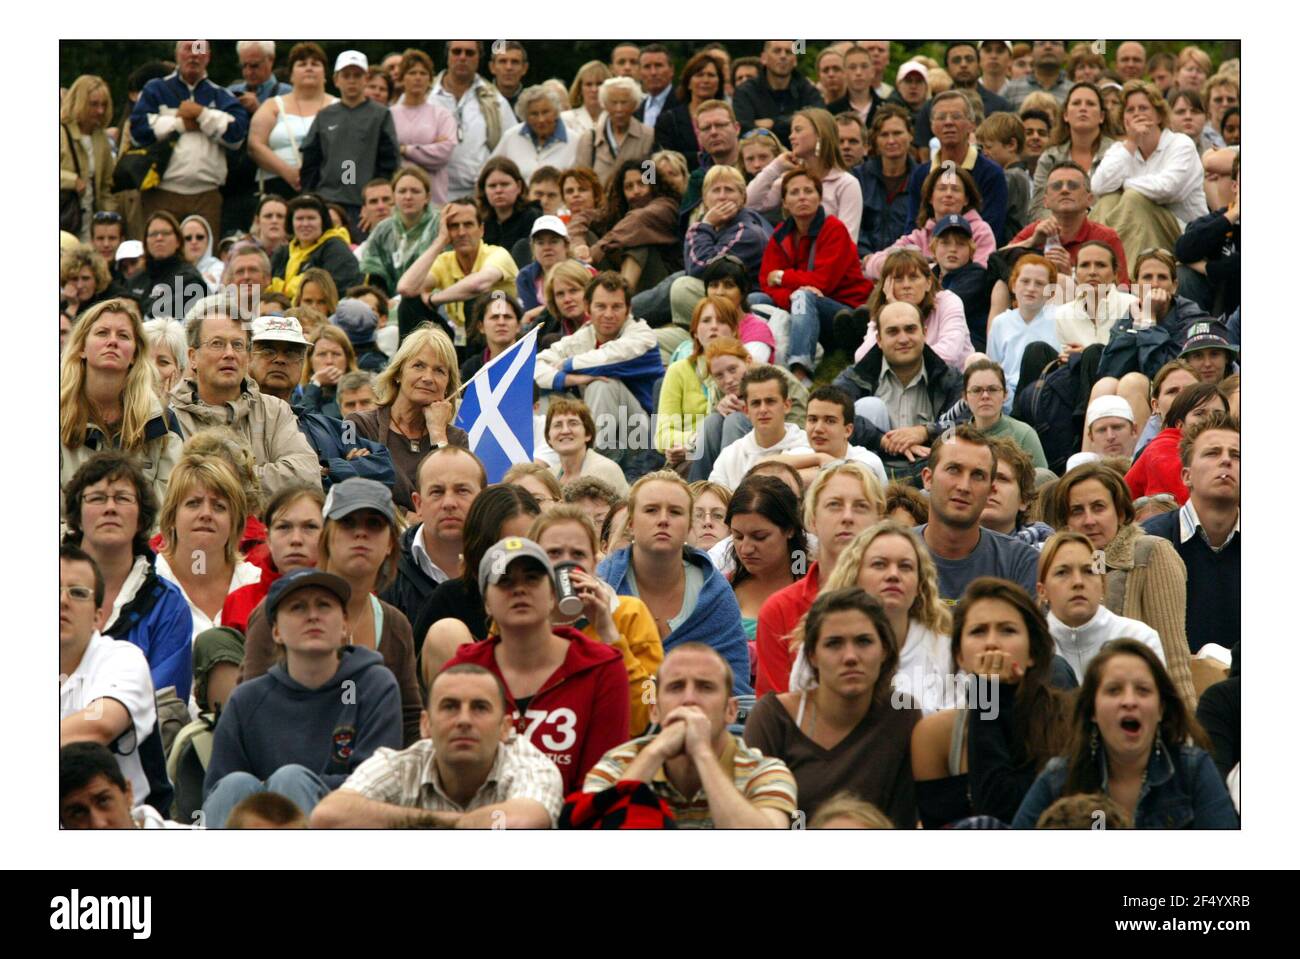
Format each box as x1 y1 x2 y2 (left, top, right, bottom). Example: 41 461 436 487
533 316 658 390
1090 128 1209 226
1047 603 1164 685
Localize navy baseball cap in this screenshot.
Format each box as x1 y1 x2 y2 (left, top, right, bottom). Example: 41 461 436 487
265 569 351 622
1179 322 1239 358
932 214 973 239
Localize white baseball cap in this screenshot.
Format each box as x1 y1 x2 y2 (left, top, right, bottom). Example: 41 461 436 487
334 50 369 73
115 240 144 261
1065 451 1102 473
530 215 569 240
1085 395 1135 431
897 61 929 82
251 314 309 346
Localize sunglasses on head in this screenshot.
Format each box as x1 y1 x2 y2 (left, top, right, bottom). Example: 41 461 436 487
92 211 124 224
740 128 779 142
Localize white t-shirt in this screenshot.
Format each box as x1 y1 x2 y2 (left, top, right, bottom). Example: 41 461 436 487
840 445 888 488
709 423 813 490
60 632 157 805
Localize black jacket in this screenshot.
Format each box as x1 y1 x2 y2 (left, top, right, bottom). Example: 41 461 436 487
378 523 442 629
125 254 207 321
654 101 703 170
1096 295 1211 381
1174 208 1240 315
732 72 825 143
832 343 964 452
826 90 882 131
939 261 994 354
270 236 362 294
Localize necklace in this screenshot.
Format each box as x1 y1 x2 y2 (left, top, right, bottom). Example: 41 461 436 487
391 416 425 454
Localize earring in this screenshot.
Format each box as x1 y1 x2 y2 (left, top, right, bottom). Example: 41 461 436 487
1089 721 1099 759
814 141 821 157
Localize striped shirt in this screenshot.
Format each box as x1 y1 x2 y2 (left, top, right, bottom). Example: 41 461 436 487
582 733 797 828
340 736 565 826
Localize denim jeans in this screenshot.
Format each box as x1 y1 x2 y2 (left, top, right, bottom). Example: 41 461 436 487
202 764 331 828
688 410 753 482
788 291 849 372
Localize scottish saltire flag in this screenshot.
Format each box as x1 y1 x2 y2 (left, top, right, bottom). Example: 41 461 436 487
454 326 539 483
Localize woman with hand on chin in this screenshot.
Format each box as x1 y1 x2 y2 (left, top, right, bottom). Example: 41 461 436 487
910 578 1071 828
1013 639 1236 828
1037 531 1164 685
346 325 468 516
745 587 919 826
746 108 862 241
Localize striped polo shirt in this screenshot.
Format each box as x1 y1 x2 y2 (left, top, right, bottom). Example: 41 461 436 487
583 733 797 828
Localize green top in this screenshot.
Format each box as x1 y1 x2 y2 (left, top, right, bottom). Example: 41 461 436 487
981 415 1049 470
358 206 441 294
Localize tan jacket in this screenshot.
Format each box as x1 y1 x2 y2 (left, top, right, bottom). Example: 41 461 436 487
573 117 655 186
60 125 119 216
1102 522 1196 709
168 378 322 496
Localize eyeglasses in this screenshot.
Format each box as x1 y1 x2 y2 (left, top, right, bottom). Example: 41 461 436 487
1136 247 1174 261
693 508 726 524
966 386 1004 397
60 585 95 602
201 337 249 354
146 230 175 239
1047 180 1086 192
92 211 124 224
82 492 138 507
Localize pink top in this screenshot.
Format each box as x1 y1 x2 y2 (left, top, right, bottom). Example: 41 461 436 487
390 102 459 205
854 289 974 369
739 313 776 351
862 209 996 280
746 158 863 242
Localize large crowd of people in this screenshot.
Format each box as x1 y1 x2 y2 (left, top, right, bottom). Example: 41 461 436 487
58 38 1240 830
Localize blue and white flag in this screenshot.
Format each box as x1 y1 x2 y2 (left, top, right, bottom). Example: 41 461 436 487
453 326 539 483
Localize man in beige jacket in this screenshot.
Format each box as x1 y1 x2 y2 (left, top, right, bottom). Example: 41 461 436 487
169 311 321 494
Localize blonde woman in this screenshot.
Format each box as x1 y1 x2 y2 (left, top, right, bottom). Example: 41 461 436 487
814 521 953 715
60 299 181 516
293 267 339 317
345 324 467 514
156 455 262 641
176 427 266 556
561 60 612 138
141 317 188 398
745 107 862 239
60 75 118 242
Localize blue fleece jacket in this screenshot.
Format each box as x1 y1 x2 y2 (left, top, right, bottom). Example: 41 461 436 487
204 645 402 795
292 406 397 492
557 345 665 413
516 261 545 311
104 555 194 702
683 208 773 280
597 545 753 694
130 73 249 150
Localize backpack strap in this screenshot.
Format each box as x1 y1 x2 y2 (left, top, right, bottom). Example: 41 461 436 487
477 83 504 152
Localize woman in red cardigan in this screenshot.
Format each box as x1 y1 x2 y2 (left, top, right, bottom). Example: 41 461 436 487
757 169 871 385
1126 382 1228 505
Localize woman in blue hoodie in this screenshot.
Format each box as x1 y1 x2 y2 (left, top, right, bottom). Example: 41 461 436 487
202 569 402 827
596 470 752 695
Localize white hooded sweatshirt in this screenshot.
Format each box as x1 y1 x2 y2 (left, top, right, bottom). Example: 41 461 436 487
1047 603 1164 684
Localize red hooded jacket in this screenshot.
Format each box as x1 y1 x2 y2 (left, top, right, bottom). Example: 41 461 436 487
1126 427 1189 505
446 627 630 793
219 547 280 636
758 209 873 311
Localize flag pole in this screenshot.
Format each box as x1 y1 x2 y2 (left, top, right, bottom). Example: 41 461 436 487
449 325 539 400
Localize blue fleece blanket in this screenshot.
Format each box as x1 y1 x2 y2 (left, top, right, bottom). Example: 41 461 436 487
597 545 752 694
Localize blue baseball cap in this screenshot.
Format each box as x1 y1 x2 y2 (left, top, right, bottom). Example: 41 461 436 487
265 569 351 622
932 214 973 239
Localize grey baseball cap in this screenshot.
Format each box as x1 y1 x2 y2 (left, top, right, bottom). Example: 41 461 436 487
332 298 379 347
478 537 556 595
322 477 396 524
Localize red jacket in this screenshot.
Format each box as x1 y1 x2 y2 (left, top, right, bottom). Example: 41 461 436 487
759 210 872 311
754 563 821 696
220 548 280 636
446 627 630 793
1126 427 1189 505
